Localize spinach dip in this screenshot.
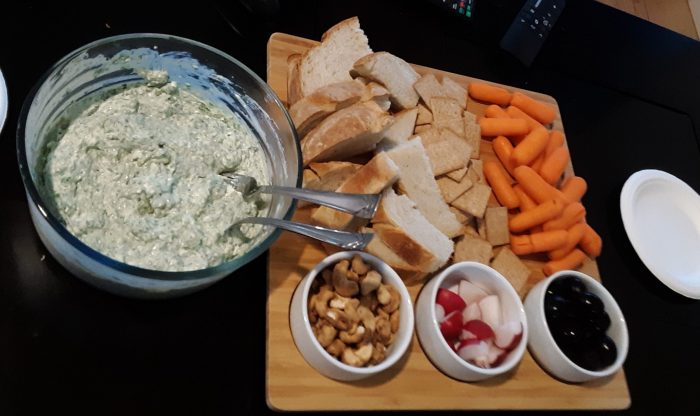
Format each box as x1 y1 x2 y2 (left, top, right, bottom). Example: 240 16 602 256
42 71 269 271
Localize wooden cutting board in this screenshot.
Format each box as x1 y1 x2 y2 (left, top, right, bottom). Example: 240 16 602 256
265 32 630 411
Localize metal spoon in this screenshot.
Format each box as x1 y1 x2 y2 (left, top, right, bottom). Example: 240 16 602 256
220 172 380 219
234 217 374 250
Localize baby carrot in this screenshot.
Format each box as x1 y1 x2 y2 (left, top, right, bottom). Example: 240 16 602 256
540 147 570 185
468 82 512 106
485 104 510 119
484 160 519 209
479 118 529 137
546 130 565 158
543 202 586 231
512 126 549 166
492 136 517 176
510 92 557 125
513 184 537 211
549 223 587 260
513 166 570 205
543 249 587 276
509 199 565 232
560 176 587 202
530 152 546 172
506 105 543 132
510 230 568 255
580 223 602 257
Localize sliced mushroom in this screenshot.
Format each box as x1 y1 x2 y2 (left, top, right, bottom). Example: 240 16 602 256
360 270 382 295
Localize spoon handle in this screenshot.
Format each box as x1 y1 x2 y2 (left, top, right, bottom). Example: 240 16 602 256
258 186 380 219
236 217 374 250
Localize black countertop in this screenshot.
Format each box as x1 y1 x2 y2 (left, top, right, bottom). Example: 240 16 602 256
1 1 699 414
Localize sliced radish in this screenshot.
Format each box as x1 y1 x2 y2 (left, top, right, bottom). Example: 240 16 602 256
436 288 467 315
460 329 477 340
487 343 507 367
494 321 523 350
447 283 460 294
478 295 502 330
463 319 495 340
435 304 446 322
439 310 463 341
457 339 490 368
458 280 489 305
462 302 481 322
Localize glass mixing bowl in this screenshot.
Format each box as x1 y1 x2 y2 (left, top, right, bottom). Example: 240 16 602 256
16 34 300 299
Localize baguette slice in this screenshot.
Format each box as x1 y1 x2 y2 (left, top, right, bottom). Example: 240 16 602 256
362 227 427 284
377 108 418 150
287 54 303 106
290 80 367 138
311 152 399 230
352 52 420 110
301 101 394 166
386 138 463 238
372 189 453 273
305 161 363 192
298 17 373 97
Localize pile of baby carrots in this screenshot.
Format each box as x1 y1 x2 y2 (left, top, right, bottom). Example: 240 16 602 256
469 82 602 276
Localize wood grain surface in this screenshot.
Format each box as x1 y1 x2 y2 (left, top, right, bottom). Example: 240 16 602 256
265 32 630 411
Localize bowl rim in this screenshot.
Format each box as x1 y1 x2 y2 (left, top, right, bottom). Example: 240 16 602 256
297 250 414 375
426 261 529 376
15 33 301 281
535 270 629 377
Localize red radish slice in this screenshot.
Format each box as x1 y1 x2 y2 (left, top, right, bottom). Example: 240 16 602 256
479 295 502 330
494 321 524 350
447 283 460 294
458 280 489 305
460 329 477 340
439 310 463 341
462 302 482 322
436 288 467 315
463 319 495 340
435 304 446 322
487 344 507 367
457 339 490 368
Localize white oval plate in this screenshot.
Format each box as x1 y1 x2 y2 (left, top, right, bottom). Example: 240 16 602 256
620 169 700 298
0 68 6 134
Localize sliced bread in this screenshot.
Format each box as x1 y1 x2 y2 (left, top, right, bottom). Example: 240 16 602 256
287 54 303 106
305 161 363 191
298 17 373 98
376 107 418 150
352 52 420 110
372 188 453 273
301 100 393 166
385 138 463 238
311 152 399 230
361 227 427 285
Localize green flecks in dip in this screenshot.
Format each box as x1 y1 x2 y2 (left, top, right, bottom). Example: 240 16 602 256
43 71 269 271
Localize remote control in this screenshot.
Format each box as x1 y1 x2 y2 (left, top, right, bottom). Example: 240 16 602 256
500 0 566 66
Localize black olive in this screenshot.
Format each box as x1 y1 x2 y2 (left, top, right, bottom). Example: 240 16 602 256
578 291 605 317
567 335 618 371
544 293 578 323
549 316 585 346
587 310 611 334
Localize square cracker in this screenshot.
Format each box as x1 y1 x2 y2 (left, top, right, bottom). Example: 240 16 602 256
491 247 531 296
441 76 468 109
437 174 473 204
485 206 509 246
446 166 468 182
463 110 477 125
435 117 465 137
464 122 481 159
452 183 492 218
416 127 441 146
414 74 445 110
467 159 484 184
440 128 473 163
416 103 433 125
449 206 472 224
454 234 493 265
425 141 467 176
414 124 432 134
429 97 463 124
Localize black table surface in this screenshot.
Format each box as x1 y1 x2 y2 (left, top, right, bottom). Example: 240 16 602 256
1 1 699 414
